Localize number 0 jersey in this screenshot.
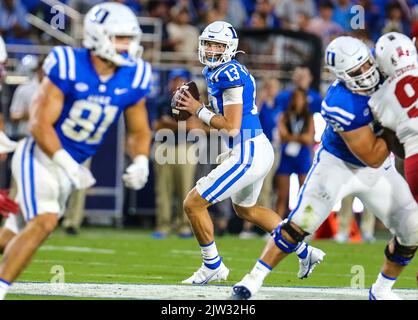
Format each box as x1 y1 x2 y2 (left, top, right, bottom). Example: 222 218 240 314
203 59 262 147
369 67 418 158
43 46 152 163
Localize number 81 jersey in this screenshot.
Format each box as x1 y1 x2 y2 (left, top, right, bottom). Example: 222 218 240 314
42 46 152 163
368 66 418 157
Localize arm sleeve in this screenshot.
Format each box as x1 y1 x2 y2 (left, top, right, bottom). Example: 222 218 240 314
222 86 243 105
128 61 153 107
321 98 368 133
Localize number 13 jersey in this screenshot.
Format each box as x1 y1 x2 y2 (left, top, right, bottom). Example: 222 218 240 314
368 66 418 158
202 59 262 148
43 46 152 163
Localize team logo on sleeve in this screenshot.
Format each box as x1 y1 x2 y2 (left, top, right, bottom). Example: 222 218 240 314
75 82 89 92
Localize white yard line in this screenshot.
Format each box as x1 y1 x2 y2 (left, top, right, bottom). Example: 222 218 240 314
30 258 418 281
8 282 417 300
40 245 115 254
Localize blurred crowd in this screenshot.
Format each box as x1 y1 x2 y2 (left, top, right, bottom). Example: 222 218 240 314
0 0 413 241
1 0 418 52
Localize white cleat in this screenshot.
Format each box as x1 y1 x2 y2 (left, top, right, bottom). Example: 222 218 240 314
231 273 263 300
369 284 401 300
298 246 326 279
182 262 229 285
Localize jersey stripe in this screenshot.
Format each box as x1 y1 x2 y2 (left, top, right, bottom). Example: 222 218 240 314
201 138 247 200
321 100 356 120
20 139 31 221
207 141 255 203
28 140 38 218
54 46 67 80
201 136 255 203
140 62 151 89
322 112 351 126
132 59 144 88
65 46 76 81
210 62 233 82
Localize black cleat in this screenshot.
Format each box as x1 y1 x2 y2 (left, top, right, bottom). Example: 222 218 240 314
231 286 251 300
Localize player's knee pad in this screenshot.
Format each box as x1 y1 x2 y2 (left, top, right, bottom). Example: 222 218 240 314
273 220 309 253
385 236 418 266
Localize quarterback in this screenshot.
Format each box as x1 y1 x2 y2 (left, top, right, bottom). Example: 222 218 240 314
176 21 324 285
232 36 418 300
0 2 152 299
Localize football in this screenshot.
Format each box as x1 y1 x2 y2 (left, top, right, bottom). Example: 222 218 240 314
171 81 200 121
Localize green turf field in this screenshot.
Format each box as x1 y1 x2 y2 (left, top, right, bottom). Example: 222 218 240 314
3 227 417 300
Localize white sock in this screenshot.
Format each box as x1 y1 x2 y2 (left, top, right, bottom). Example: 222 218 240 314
295 242 309 259
200 241 221 270
0 278 11 300
250 259 272 281
374 272 396 290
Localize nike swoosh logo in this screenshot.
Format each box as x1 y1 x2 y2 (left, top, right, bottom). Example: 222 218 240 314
114 88 128 95
384 165 391 170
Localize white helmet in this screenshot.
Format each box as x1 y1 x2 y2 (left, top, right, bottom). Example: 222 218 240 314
198 21 239 69
375 32 417 77
325 36 380 94
83 2 143 66
0 36 6 63
0 36 7 88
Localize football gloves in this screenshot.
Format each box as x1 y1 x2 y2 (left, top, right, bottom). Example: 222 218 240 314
53 149 96 190
122 155 149 190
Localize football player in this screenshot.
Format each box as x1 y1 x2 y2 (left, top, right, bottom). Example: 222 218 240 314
0 35 20 246
0 2 152 300
369 32 418 202
176 21 324 285
232 36 418 300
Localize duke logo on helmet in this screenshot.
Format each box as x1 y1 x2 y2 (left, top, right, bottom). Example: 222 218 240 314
325 36 380 94
91 8 110 24
83 2 143 66
326 51 336 67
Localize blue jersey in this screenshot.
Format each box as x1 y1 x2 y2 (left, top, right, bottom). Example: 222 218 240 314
320 80 374 167
42 46 152 163
203 59 262 147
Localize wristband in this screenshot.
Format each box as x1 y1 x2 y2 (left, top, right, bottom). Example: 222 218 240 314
197 106 216 126
132 154 149 166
